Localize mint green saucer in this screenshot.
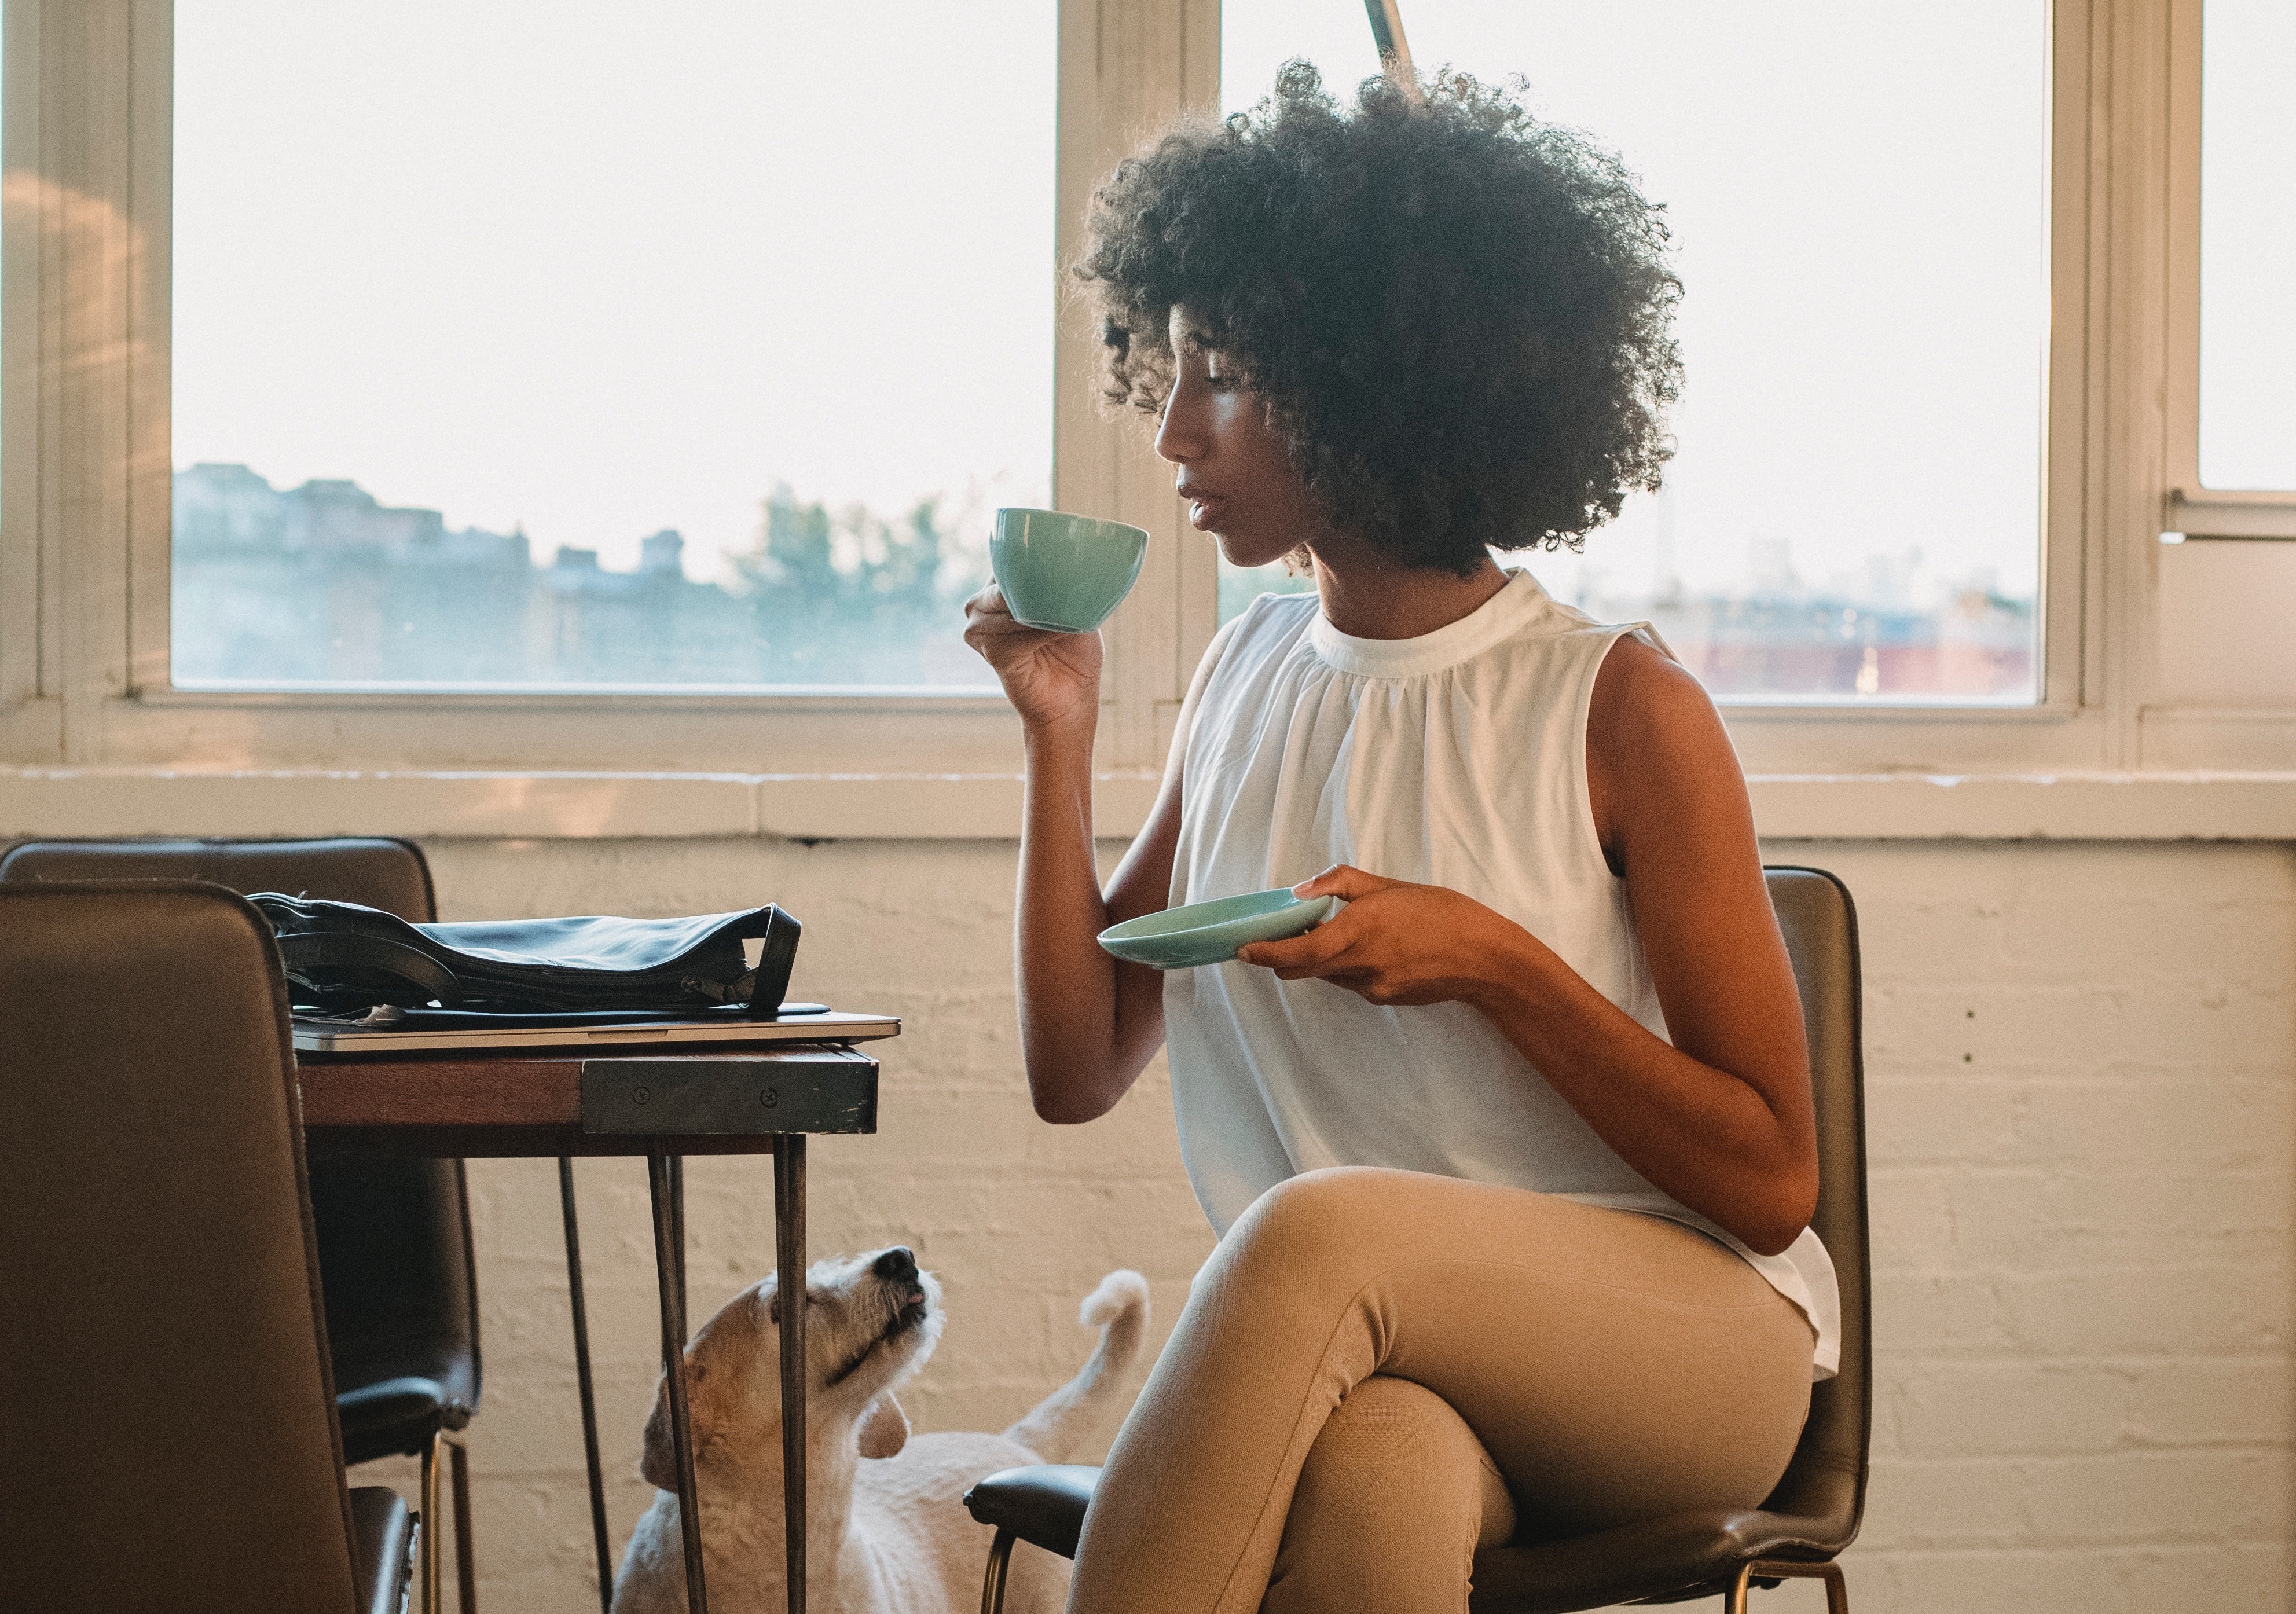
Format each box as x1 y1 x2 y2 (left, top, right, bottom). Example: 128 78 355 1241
1097 889 1337 970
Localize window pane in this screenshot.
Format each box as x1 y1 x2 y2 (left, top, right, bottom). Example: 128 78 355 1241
2199 0 2296 490
1219 559 1316 623
172 2 1051 691
1219 3 2045 704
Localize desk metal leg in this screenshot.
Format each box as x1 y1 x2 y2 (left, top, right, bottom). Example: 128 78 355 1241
774 1135 807 1614
648 1153 710 1614
558 1158 615 1614
667 1153 688 1319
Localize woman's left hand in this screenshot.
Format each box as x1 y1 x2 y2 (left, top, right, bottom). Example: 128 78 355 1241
1234 865 1529 1008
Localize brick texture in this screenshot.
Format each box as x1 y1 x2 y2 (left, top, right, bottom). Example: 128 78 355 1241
342 837 2295 1613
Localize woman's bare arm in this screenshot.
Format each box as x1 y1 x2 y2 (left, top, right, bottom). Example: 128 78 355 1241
969 588 1231 1123
1238 635 1818 1254
1581 636 1819 1249
1009 710 1179 1123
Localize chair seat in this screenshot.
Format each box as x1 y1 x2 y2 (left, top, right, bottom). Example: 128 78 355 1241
350 1486 415 1614
1466 1507 1848 1612
963 1465 1103 1559
338 1374 475 1466
962 1465 1848 1613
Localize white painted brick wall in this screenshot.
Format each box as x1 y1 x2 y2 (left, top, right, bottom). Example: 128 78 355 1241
1799 841 2295 1613
347 837 2294 1612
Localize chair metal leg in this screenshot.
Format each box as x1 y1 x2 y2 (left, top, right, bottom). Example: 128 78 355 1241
1726 1558 1848 1614
559 1156 616 1614
451 1437 476 1614
421 1429 445 1614
977 1528 1015 1614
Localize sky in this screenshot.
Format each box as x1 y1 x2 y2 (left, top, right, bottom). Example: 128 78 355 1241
172 0 1058 582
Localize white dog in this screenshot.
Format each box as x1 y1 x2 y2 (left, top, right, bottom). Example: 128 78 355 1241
611 1247 1149 1614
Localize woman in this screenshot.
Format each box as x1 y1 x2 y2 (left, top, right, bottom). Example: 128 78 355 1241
964 65 1836 1614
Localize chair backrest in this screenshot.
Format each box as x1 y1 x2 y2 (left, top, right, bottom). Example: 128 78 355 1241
0 835 436 919
1758 867 1871 1546
0 883 361 1612
0 837 481 1435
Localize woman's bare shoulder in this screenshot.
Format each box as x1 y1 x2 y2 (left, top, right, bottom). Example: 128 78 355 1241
1585 631 1748 863
1589 632 1725 749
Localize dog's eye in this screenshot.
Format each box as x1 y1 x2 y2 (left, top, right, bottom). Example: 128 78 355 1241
765 1286 824 1324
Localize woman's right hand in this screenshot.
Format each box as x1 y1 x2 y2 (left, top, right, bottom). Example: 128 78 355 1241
964 583 1104 731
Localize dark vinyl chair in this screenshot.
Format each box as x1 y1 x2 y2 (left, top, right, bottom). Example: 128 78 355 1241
0 837 482 1614
965 867 1870 1614
0 881 416 1614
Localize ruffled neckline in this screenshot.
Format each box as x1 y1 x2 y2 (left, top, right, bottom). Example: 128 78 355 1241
1306 569 1561 680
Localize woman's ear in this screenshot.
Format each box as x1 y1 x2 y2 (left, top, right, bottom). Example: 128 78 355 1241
856 1392 909 1460
639 1361 711 1490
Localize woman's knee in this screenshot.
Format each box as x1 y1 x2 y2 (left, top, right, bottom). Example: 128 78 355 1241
1226 1167 1410 1268
1178 1169 1408 1352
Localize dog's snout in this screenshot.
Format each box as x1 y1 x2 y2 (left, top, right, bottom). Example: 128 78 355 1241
873 1247 918 1283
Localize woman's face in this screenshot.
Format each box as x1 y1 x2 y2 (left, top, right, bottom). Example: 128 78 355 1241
1154 307 1335 570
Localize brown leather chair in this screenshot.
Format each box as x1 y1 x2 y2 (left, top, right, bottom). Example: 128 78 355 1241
0 837 481 1614
0 881 415 1614
964 867 1869 1614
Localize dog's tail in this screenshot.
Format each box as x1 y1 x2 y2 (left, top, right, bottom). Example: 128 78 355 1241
1001 1269 1152 1463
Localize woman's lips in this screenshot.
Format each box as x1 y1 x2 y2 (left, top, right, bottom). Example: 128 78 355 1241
1187 496 1227 531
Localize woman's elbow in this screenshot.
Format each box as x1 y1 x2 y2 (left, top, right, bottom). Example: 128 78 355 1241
1032 1092 1110 1125
1736 1161 1820 1257
1027 1072 1124 1125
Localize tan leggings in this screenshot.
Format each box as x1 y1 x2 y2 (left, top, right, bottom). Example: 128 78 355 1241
1069 1168 1814 1614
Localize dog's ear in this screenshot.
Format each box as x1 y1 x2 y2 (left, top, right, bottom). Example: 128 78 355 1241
639 1360 711 1491
856 1391 909 1460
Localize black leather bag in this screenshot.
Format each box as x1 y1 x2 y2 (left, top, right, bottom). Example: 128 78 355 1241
250 894 801 1016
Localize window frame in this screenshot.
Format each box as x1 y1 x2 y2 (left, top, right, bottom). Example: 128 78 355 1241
0 0 2235 791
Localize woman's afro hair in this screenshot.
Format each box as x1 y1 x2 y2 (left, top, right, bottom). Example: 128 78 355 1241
1077 63 1682 573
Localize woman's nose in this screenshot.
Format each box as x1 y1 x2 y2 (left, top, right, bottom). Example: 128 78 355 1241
1155 382 1202 465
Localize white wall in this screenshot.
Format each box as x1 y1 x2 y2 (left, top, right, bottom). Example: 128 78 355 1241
350 834 2295 1613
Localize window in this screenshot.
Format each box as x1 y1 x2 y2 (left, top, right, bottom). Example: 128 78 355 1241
2195 0 2294 493
11 1 2268 789
1218 1 2051 705
2161 0 2296 551
170 0 1054 692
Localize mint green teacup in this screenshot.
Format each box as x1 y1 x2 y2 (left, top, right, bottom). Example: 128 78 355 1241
991 508 1150 633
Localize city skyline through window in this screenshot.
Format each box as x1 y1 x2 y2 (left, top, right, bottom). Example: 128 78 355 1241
172 1 1052 689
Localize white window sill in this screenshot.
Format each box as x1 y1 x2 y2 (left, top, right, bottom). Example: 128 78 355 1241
7 767 2296 843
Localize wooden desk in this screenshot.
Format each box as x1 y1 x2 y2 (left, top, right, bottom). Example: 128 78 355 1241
301 1041 883 1614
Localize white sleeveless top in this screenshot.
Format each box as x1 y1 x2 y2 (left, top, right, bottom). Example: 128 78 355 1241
1165 571 1839 1378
